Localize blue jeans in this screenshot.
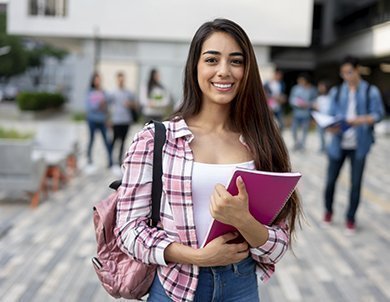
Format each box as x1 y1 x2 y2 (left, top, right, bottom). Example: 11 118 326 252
291 115 310 149
324 149 366 223
147 257 259 302
273 109 284 131
87 119 112 166
317 125 326 151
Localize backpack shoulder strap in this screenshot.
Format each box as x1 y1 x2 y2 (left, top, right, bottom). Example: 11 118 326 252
366 83 371 113
335 85 341 103
150 120 166 227
107 120 166 227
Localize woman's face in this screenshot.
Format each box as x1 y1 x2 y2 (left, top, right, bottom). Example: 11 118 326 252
94 75 101 88
153 71 160 82
197 31 244 107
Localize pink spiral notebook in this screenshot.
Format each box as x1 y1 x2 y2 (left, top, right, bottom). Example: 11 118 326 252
201 168 302 247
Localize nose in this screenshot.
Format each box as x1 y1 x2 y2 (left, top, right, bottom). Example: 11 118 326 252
217 61 231 78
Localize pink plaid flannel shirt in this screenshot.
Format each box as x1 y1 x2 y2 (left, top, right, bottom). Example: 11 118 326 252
115 118 290 302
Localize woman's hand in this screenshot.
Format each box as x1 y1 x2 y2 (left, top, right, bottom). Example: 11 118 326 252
164 233 249 267
210 176 250 228
209 175 270 248
197 232 249 267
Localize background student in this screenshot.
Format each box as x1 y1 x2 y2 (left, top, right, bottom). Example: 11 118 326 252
109 71 137 169
140 68 170 122
85 72 112 169
289 73 317 151
323 55 384 234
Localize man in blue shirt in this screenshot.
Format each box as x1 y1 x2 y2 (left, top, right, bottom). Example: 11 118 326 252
323 56 385 234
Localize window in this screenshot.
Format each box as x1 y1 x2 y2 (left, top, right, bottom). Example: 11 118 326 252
29 0 67 17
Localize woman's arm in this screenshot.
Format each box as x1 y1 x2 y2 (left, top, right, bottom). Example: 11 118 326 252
164 232 249 267
114 125 175 266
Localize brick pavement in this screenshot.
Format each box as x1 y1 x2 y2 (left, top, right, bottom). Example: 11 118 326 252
0 113 389 302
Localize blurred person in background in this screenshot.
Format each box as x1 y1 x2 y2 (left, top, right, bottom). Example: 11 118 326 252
264 68 286 131
323 55 384 234
313 80 332 152
140 68 170 122
115 18 302 302
289 73 317 151
85 72 112 169
109 71 137 170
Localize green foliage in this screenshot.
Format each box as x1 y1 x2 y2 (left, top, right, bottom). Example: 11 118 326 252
71 111 86 122
16 92 66 111
0 127 33 139
0 12 68 80
27 44 68 68
0 12 28 78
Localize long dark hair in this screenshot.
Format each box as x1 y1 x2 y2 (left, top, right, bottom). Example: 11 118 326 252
90 71 101 90
173 18 301 240
147 68 163 97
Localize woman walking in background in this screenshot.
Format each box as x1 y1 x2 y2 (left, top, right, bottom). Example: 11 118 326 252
85 72 112 169
140 68 170 121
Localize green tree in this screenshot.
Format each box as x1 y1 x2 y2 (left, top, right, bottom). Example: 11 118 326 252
27 44 68 86
0 12 28 79
0 11 68 85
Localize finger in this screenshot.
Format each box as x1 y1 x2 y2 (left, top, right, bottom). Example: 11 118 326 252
214 184 231 199
209 195 216 218
236 176 248 199
212 189 220 204
220 232 239 243
237 242 249 252
238 250 250 260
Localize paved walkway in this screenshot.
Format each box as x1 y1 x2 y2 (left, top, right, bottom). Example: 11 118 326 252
0 110 389 302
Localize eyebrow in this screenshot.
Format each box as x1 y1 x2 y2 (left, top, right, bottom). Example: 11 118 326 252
202 50 244 57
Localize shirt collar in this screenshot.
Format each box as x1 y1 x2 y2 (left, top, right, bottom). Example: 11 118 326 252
171 117 195 143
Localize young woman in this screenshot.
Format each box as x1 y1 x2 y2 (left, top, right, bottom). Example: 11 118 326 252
85 72 112 168
115 19 302 302
140 68 170 121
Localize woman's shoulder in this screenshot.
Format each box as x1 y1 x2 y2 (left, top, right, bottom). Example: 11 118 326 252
134 118 191 143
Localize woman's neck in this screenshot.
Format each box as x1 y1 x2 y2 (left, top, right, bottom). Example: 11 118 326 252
188 105 232 133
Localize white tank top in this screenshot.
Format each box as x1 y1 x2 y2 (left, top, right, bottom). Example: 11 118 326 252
191 160 255 245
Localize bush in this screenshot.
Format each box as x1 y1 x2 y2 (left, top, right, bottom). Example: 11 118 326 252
0 127 33 139
71 111 86 122
16 92 66 111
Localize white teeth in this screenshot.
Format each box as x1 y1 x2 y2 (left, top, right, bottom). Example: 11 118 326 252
213 83 232 89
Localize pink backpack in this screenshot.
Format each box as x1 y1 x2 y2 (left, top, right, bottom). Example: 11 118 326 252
92 121 166 299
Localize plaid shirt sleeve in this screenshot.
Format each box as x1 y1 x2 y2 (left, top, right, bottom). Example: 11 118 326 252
114 125 175 266
250 220 290 282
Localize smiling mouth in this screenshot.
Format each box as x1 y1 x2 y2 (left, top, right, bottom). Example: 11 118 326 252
212 83 233 89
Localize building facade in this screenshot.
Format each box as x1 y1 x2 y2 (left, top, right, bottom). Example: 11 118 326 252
272 0 390 111
7 0 314 110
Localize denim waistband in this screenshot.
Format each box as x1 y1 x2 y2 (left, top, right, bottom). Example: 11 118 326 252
200 256 255 274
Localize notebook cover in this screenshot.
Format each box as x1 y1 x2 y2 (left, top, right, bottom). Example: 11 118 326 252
201 168 301 247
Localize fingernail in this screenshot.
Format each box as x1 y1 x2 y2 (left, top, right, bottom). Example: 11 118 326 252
237 176 243 183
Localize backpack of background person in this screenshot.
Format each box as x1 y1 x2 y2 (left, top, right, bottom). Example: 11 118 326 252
91 121 166 299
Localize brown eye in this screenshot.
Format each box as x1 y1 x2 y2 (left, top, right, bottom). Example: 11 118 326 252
232 59 243 65
205 57 218 64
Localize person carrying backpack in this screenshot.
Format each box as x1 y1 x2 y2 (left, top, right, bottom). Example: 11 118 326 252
323 55 385 234
113 19 302 302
